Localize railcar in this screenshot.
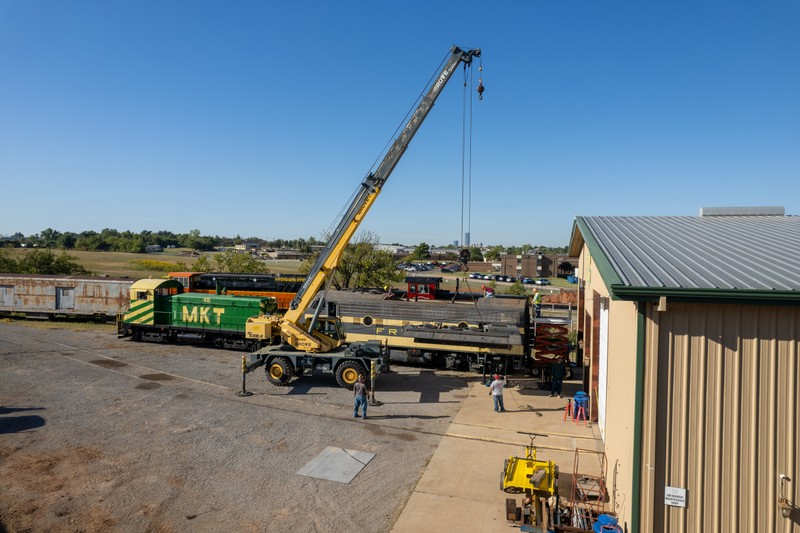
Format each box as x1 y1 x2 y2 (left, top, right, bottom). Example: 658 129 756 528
168 272 305 311
307 276 573 377
117 278 278 350
0 273 131 321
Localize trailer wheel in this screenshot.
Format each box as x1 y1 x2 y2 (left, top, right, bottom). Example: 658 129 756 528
266 357 293 386
531 367 541 378
565 367 572 380
336 361 366 389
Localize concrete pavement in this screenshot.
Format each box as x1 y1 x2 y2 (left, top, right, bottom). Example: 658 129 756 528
392 377 604 532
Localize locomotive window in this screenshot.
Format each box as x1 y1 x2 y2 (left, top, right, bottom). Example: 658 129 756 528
418 285 430 294
409 285 416 294
135 291 147 300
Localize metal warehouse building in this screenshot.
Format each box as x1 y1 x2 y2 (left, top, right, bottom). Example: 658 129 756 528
568 208 800 532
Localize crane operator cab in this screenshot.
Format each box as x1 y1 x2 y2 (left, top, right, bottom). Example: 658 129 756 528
310 316 346 341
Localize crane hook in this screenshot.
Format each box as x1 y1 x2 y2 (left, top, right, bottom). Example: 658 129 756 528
477 78 484 100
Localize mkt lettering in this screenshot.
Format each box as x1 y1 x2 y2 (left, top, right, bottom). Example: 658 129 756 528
182 306 226 325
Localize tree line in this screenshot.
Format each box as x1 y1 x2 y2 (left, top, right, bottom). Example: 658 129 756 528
0 228 323 254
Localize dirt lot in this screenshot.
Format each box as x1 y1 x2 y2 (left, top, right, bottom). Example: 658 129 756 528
0 322 478 533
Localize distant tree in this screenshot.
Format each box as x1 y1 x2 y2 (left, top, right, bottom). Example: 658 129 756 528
39 228 61 248
301 232 402 290
505 281 527 296
213 250 270 274
484 246 504 261
0 248 19 272
469 247 484 262
75 231 109 251
57 232 77 249
409 242 431 260
180 229 202 250
14 249 89 275
192 255 212 272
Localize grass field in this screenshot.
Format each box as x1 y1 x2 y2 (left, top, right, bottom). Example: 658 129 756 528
64 251 570 297
67 250 304 279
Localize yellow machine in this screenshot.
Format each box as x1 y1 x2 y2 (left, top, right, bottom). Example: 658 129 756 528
501 433 557 497
242 46 482 388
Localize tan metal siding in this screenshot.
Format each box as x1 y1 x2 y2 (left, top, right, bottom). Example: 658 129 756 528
640 302 800 533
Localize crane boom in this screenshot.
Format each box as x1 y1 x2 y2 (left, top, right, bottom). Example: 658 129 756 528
284 45 481 330
244 45 482 388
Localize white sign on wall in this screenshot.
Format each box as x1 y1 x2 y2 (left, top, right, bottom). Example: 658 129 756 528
664 486 687 508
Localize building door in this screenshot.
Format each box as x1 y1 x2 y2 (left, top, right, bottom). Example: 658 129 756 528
0 285 13 307
55 287 75 310
598 299 609 440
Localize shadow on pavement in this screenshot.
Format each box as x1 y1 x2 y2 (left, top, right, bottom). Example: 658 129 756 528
0 415 46 434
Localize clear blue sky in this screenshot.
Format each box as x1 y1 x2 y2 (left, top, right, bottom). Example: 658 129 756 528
2 1 798 248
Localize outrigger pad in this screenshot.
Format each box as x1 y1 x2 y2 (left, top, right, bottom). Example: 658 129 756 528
297 446 376 484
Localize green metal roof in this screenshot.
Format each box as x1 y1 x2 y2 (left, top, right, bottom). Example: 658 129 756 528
569 214 800 304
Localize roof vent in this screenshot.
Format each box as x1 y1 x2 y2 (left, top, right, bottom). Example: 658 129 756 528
699 206 785 217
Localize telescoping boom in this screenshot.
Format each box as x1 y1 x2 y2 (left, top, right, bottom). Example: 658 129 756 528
244 45 482 388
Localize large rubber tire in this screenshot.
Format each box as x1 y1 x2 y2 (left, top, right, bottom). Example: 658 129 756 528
565 367 573 380
266 357 293 386
336 360 367 390
501 459 509 490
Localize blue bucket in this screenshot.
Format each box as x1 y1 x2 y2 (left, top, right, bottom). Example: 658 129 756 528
573 391 588 418
593 514 621 532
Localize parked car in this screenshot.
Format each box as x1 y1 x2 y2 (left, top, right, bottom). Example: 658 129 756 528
521 278 534 284
469 273 483 279
535 279 551 285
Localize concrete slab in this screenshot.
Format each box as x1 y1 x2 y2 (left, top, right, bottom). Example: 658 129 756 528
392 378 605 532
296 446 375 484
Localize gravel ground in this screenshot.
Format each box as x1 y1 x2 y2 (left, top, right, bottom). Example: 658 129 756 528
0 321 477 533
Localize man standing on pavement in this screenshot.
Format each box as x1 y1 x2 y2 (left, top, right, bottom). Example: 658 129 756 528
489 374 506 412
549 359 566 398
353 374 369 419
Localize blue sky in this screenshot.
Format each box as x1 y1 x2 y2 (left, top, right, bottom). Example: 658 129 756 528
1 1 798 248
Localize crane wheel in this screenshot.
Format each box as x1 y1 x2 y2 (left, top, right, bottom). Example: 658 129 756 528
335 360 367 390
266 357 294 386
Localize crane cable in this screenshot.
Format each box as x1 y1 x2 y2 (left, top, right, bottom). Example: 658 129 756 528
459 55 488 324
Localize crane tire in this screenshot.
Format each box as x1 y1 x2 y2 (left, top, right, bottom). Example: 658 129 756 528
336 360 367 390
266 357 293 386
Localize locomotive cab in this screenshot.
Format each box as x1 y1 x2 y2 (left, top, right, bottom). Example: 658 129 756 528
121 279 184 326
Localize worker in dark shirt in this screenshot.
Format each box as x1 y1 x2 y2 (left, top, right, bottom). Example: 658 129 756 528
549 360 566 398
353 374 369 419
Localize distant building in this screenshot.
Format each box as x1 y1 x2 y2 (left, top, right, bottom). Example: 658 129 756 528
144 245 163 253
376 244 411 256
500 252 578 278
263 250 307 260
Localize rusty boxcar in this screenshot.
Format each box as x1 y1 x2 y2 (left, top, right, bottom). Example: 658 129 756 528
0 274 133 321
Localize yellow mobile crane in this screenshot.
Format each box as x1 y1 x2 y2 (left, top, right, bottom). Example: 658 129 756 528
243 45 482 389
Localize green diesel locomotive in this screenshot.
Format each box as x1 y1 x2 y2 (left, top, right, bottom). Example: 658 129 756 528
117 278 277 351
